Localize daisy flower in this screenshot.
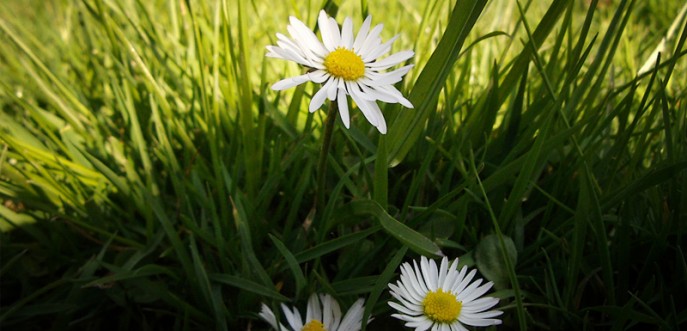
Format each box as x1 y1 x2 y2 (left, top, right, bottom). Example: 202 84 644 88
388 256 503 331
259 293 367 331
266 10 414 134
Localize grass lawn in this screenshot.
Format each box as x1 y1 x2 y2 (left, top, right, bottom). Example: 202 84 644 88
1 0 686 329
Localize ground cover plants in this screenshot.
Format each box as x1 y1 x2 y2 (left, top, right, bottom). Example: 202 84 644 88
1 0 686 329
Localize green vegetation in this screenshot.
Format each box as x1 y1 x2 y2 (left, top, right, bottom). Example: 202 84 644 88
1 0 686 329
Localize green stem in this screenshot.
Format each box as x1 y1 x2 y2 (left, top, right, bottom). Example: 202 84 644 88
314 100 338 216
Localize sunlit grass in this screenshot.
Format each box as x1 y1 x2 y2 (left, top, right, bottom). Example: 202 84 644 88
1 0 686 330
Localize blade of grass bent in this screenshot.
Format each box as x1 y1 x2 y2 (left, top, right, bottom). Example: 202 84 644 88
348 200 444 258
209 274 290 302
269 234 308 299
294 226 380 263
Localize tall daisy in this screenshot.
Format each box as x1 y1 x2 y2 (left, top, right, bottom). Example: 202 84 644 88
266 10 414 134
259 293 367 331
388 256 503 331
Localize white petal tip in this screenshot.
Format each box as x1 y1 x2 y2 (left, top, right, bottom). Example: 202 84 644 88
402 100 414 109
377 123 387 134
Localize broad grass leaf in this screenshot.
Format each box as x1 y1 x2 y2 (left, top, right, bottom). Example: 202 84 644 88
475 234 517 289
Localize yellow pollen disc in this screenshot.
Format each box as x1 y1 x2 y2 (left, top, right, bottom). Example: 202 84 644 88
301 320 327 331
323 48 365 81
422 289 462 324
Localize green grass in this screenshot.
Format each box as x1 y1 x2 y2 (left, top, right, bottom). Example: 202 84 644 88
1 0 686 329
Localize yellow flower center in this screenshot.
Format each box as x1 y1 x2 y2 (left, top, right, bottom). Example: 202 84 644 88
422 289 462 324
323 48 365 81
301 320 326 331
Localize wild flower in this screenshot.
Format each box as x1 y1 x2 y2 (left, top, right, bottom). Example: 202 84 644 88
388 256 503 330
267 10 414 134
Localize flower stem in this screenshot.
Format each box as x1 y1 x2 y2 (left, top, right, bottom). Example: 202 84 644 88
315 100 338 215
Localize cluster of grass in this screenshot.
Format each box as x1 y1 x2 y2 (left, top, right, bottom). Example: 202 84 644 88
1 0 686 329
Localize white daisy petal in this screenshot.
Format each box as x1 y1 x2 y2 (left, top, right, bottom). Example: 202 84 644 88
341 17 355 49
409 260 429 293
310 80 334 113
265 50 281 59
327 78 339 100
282 304 303 330
463 309 504 319
274 43 306 63
308 70 330 84
354 83 381 101
406 318 433 331
421 256 438 291
462 297 501 312
328 17 342 47
388 257 502 330
276 32 298 49
363 34 399 62
460 281 494 303
266 45 311 67
318 10 337 52
363 98 387 133
359 23 384 57
349 82 388 133
320 294 339 328
265 50 284 60
388 301 421 316
360 75 394 88
258 304 288 330
393 93 414 109
337 88 351 128
329 294 343 329
392 281 416 304
364 64 414 85
437 257 450 288
374 85 414 108
456 277 483 302
286 24 315 61
390 289 423 311
287 17 328 58
459 314 503 327
453 268 478 295
353 15 372 52
338 298 365 331
348 84 379 127
391 313 421 323
272 74 313 91
396 273 425 302
275 39 305 58
287 25 322 65
366 50 415 69
442 259 461 290
358 84 397 104
448 265 469 291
